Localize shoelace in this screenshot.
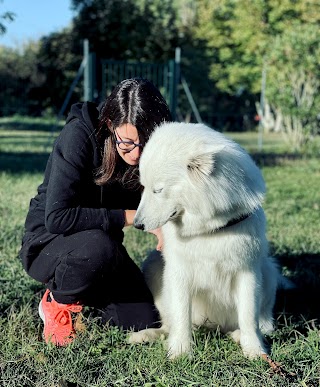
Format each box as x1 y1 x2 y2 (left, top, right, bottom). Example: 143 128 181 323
53 304 83 326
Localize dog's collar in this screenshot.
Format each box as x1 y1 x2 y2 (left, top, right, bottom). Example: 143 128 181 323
214 213 252 232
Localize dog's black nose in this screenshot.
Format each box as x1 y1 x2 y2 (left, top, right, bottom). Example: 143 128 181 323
134 222 145 231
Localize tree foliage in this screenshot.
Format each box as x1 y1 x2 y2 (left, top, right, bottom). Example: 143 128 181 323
189 0 320 138
0 43 43 115
266 22 320 148
36 28 82 112
0 0 15 35
191 0 320 95
71 0 180 61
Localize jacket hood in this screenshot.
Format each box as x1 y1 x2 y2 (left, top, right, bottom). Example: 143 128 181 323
66 101 103 135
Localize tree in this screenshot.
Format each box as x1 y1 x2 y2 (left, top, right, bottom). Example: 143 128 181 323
36 27 83 114
266 22 320 149
71 0 180 61
188 0 320 133
0 0 15 35
192 0 320 95
0 42 43 116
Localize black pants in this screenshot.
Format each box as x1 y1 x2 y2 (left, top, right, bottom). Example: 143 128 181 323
28 229 159 330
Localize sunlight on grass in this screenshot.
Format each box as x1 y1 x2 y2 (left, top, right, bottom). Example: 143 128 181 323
263 158 320 256
225 131 290 154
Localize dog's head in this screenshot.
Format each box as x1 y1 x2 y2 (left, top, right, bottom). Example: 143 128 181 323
134 122 265 232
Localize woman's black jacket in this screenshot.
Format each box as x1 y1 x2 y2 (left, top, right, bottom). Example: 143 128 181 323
19 101 141 272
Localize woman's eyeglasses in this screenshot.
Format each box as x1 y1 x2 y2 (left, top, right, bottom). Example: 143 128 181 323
114 130 143 152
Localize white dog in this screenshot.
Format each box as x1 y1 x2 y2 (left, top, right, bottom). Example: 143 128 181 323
129 122 279 359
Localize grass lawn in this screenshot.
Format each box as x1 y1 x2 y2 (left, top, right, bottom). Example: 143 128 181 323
0 117 319 386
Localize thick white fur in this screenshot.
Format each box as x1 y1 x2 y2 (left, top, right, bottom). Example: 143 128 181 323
129 122 279 359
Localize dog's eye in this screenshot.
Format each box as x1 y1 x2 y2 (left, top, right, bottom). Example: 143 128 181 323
153 188 163 194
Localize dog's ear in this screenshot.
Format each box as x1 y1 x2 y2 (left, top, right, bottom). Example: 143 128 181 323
187 152 215 178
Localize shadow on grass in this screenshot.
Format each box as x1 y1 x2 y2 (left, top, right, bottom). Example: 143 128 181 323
275 253 320 327
0 120 62 132
0 152 49 173
0 150 307 176
251 152 304 167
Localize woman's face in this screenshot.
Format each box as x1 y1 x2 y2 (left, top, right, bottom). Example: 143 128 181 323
114 123 142 166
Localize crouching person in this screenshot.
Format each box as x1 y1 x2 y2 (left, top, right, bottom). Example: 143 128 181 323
19 78 169 346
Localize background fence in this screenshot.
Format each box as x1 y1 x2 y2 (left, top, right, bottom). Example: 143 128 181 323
84 42 180 120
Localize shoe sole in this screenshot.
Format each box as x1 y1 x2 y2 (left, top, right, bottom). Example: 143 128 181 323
38 300 45 323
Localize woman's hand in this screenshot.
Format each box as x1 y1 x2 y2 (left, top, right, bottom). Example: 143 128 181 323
124 210 136 227
148 228 163 251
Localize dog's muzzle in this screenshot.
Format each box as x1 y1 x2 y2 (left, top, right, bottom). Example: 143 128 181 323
134 222 145 231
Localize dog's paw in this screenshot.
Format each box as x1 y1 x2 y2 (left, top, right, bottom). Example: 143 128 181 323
167 346 193 360
241 340 267 359
166 339 192 360
127 328 165 344
240 333 268 359
242 346 267 359
127 330 148 344
228 329 241 344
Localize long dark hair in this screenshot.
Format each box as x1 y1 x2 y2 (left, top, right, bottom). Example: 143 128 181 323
95 78 172 187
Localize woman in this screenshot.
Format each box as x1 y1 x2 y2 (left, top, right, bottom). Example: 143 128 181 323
19 78 172 346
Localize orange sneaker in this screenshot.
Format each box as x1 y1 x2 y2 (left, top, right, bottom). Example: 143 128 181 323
38 289 83 346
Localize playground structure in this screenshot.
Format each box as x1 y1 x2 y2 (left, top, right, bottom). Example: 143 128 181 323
59 40 202 123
